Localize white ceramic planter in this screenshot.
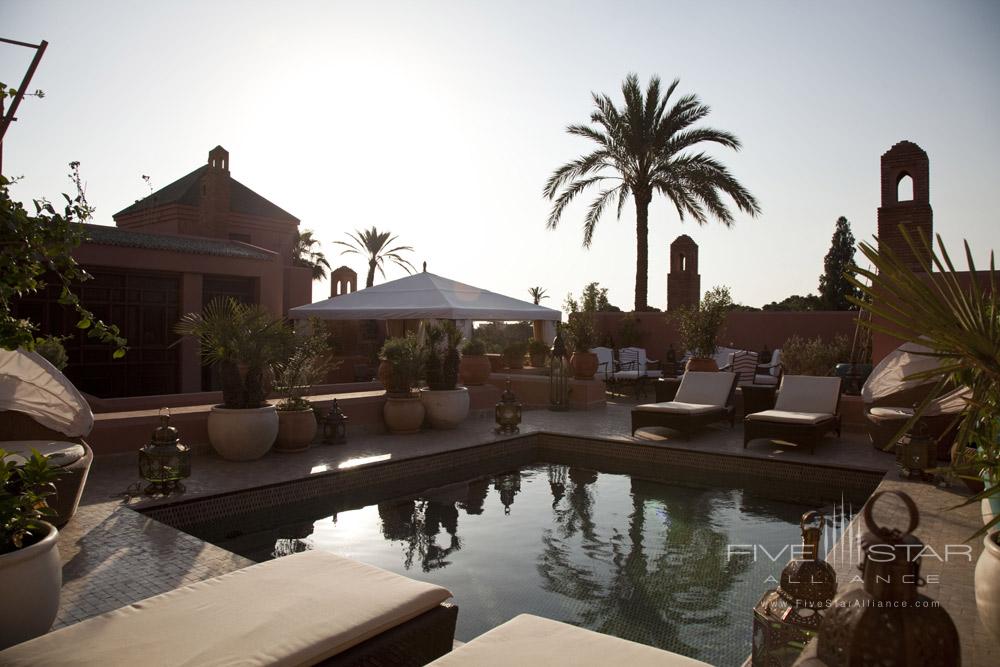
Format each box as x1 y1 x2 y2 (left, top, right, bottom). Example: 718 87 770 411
0 522 61 650
976 532 1000 641
419 387 470 429
207 405 278 461
383 395 425 434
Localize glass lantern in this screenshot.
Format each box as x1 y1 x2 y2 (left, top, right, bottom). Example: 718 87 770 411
138 408 191 494
495 378 522 434
322 399 348 444
549 329 569 411
897 421 936 481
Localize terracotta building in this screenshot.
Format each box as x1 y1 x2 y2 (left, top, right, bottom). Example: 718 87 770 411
14 146 313 398
666 234 700 311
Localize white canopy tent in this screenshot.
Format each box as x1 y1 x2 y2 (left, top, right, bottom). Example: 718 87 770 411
0 348 94 437
289 271 562 341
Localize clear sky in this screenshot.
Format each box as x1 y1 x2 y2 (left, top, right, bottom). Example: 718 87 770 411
3 0 998 311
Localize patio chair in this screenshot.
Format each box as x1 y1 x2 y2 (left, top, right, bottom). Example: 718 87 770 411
630 371 738 439
720 350 759 386
0 550 458 667
426 614 710 666
590 346 616 382
618 347 663 379
754 348 783 386
744 375 843 454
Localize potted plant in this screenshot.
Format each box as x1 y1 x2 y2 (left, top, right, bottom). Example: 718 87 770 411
0 449 64 649
459 338 490 386
528 338 549 368
672 286 732 372
502 341 528 370
420 322 470 429
380 333 425 433
273 329 333 452
565 313 598 379
175 298 294 461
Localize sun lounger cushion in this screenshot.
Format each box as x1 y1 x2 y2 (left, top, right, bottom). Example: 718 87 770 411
0 439 87 466
745 410 832 425
674 371 736 406
428 614 710 667
774 376 840 414
753 373 780 386
0 550 453 667
634 402 720 415
868 407 915 419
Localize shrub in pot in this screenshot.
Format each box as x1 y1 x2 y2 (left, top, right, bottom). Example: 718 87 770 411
420 322 470 429
459 338 490 386
274 328 333 452
502 341 528 370
1 449 64 649
380 333 425 433
528 338 549 367
672 286 732 372
565 313 598 379
175 298 295 461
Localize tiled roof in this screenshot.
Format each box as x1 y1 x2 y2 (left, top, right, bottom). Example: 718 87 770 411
81 224 275 260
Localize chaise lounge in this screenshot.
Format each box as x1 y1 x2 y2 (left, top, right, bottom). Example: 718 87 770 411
631 371 737 439
744 375 843 454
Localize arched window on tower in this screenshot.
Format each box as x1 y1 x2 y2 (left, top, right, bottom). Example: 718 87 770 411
897 173 914 202
680 253 687 272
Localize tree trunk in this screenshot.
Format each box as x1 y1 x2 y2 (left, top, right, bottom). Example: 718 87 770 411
366 261 377 288
634 191 651 311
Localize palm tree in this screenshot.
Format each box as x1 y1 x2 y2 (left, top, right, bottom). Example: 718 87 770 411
529 286 549 305
544 74 761 311
291 229 331 281
334 227 416 288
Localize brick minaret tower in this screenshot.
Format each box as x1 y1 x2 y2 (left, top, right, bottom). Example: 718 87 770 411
200 145 232 238
330 266 357 297
877 141 932 271
667 234 700 311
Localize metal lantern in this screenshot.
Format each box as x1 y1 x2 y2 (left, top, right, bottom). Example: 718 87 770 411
897 422 936 481
816 491 960 666
549 330 570 411
138 408 191 494
322 399 348 444
494 471 522 515
753 511 838 667
494 377 522 434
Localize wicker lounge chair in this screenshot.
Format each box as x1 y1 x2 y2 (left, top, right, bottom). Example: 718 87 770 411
754 348 783 386
427 614 710 666
631 371 738 438
0 550 458 666
744 375 843 454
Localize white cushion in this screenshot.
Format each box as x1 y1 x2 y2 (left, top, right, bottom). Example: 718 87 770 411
634 401 720 415
869 407 914 419
0 440 86 467
674 371 735 406
746 410 832 425
612 370 643 381
0 550 453 667
753 374 779 386
770 349 782 376
645 370 663 379
428 614 711 667
774 376 840 414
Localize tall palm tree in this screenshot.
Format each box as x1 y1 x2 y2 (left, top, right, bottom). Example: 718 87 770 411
544 74 761 311
529 286 549 305
291 229 331 281
334 227 416 288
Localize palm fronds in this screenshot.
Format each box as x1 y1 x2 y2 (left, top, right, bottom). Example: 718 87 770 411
334 227 416 287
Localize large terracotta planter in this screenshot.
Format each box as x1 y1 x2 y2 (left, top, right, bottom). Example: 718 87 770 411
459 355 491 386
976 532 1000 641
419 387 470 429
0 522 61 649
383 394 425 434
570 351 599 380
686 357 719 372
207 404 277 461
377 360 392 389
274 407 317 452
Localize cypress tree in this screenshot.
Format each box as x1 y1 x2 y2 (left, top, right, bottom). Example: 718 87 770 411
818 216 860 310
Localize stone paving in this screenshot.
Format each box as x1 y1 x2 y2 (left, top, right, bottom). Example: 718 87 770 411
52 398 996 664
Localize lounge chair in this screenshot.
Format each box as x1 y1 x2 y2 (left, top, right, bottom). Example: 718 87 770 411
618 347 663 379
0 550 458 666
744 375 843 454
754 348 783 386
631 371 738 438
427 614 710 666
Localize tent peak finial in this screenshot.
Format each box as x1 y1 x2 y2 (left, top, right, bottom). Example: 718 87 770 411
422 261 427 273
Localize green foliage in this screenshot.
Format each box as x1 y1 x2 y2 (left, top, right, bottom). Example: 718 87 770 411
849 229 999 538
275 322 335 411
528 286 548 305
618 314 641 347
422 321 464 390
333 227 415 288
564 282 618 314
781 334 852 376
818 216 861 310
564 311 597 352
379 333 424 395
460 338 486 356
291 229 331 281
1 449 64 553
1 167 127 356
528 338 549 356
544 74 760 310
762 293 823 311
502 340 528 365
673 286 732 357
174 298 295 409
473 321 531 353
33 335 68 370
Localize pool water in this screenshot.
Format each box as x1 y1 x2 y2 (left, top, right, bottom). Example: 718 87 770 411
210 464 855 666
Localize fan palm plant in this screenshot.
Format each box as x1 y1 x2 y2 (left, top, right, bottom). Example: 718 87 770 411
333 227 415 288
544 74 761 311
529 287 549 305
848 229 999 537
291 229 331 281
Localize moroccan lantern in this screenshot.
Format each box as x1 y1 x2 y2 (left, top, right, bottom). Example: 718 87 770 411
816 490 959 666
138 408 191 494
549 330 570 411
322 399 348 444
897 421 936 481
494 377 522 434
753 511 838 667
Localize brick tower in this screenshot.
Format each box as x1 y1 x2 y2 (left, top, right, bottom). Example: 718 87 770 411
667 235 700 311
877 141 932 271
330 266 358 297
